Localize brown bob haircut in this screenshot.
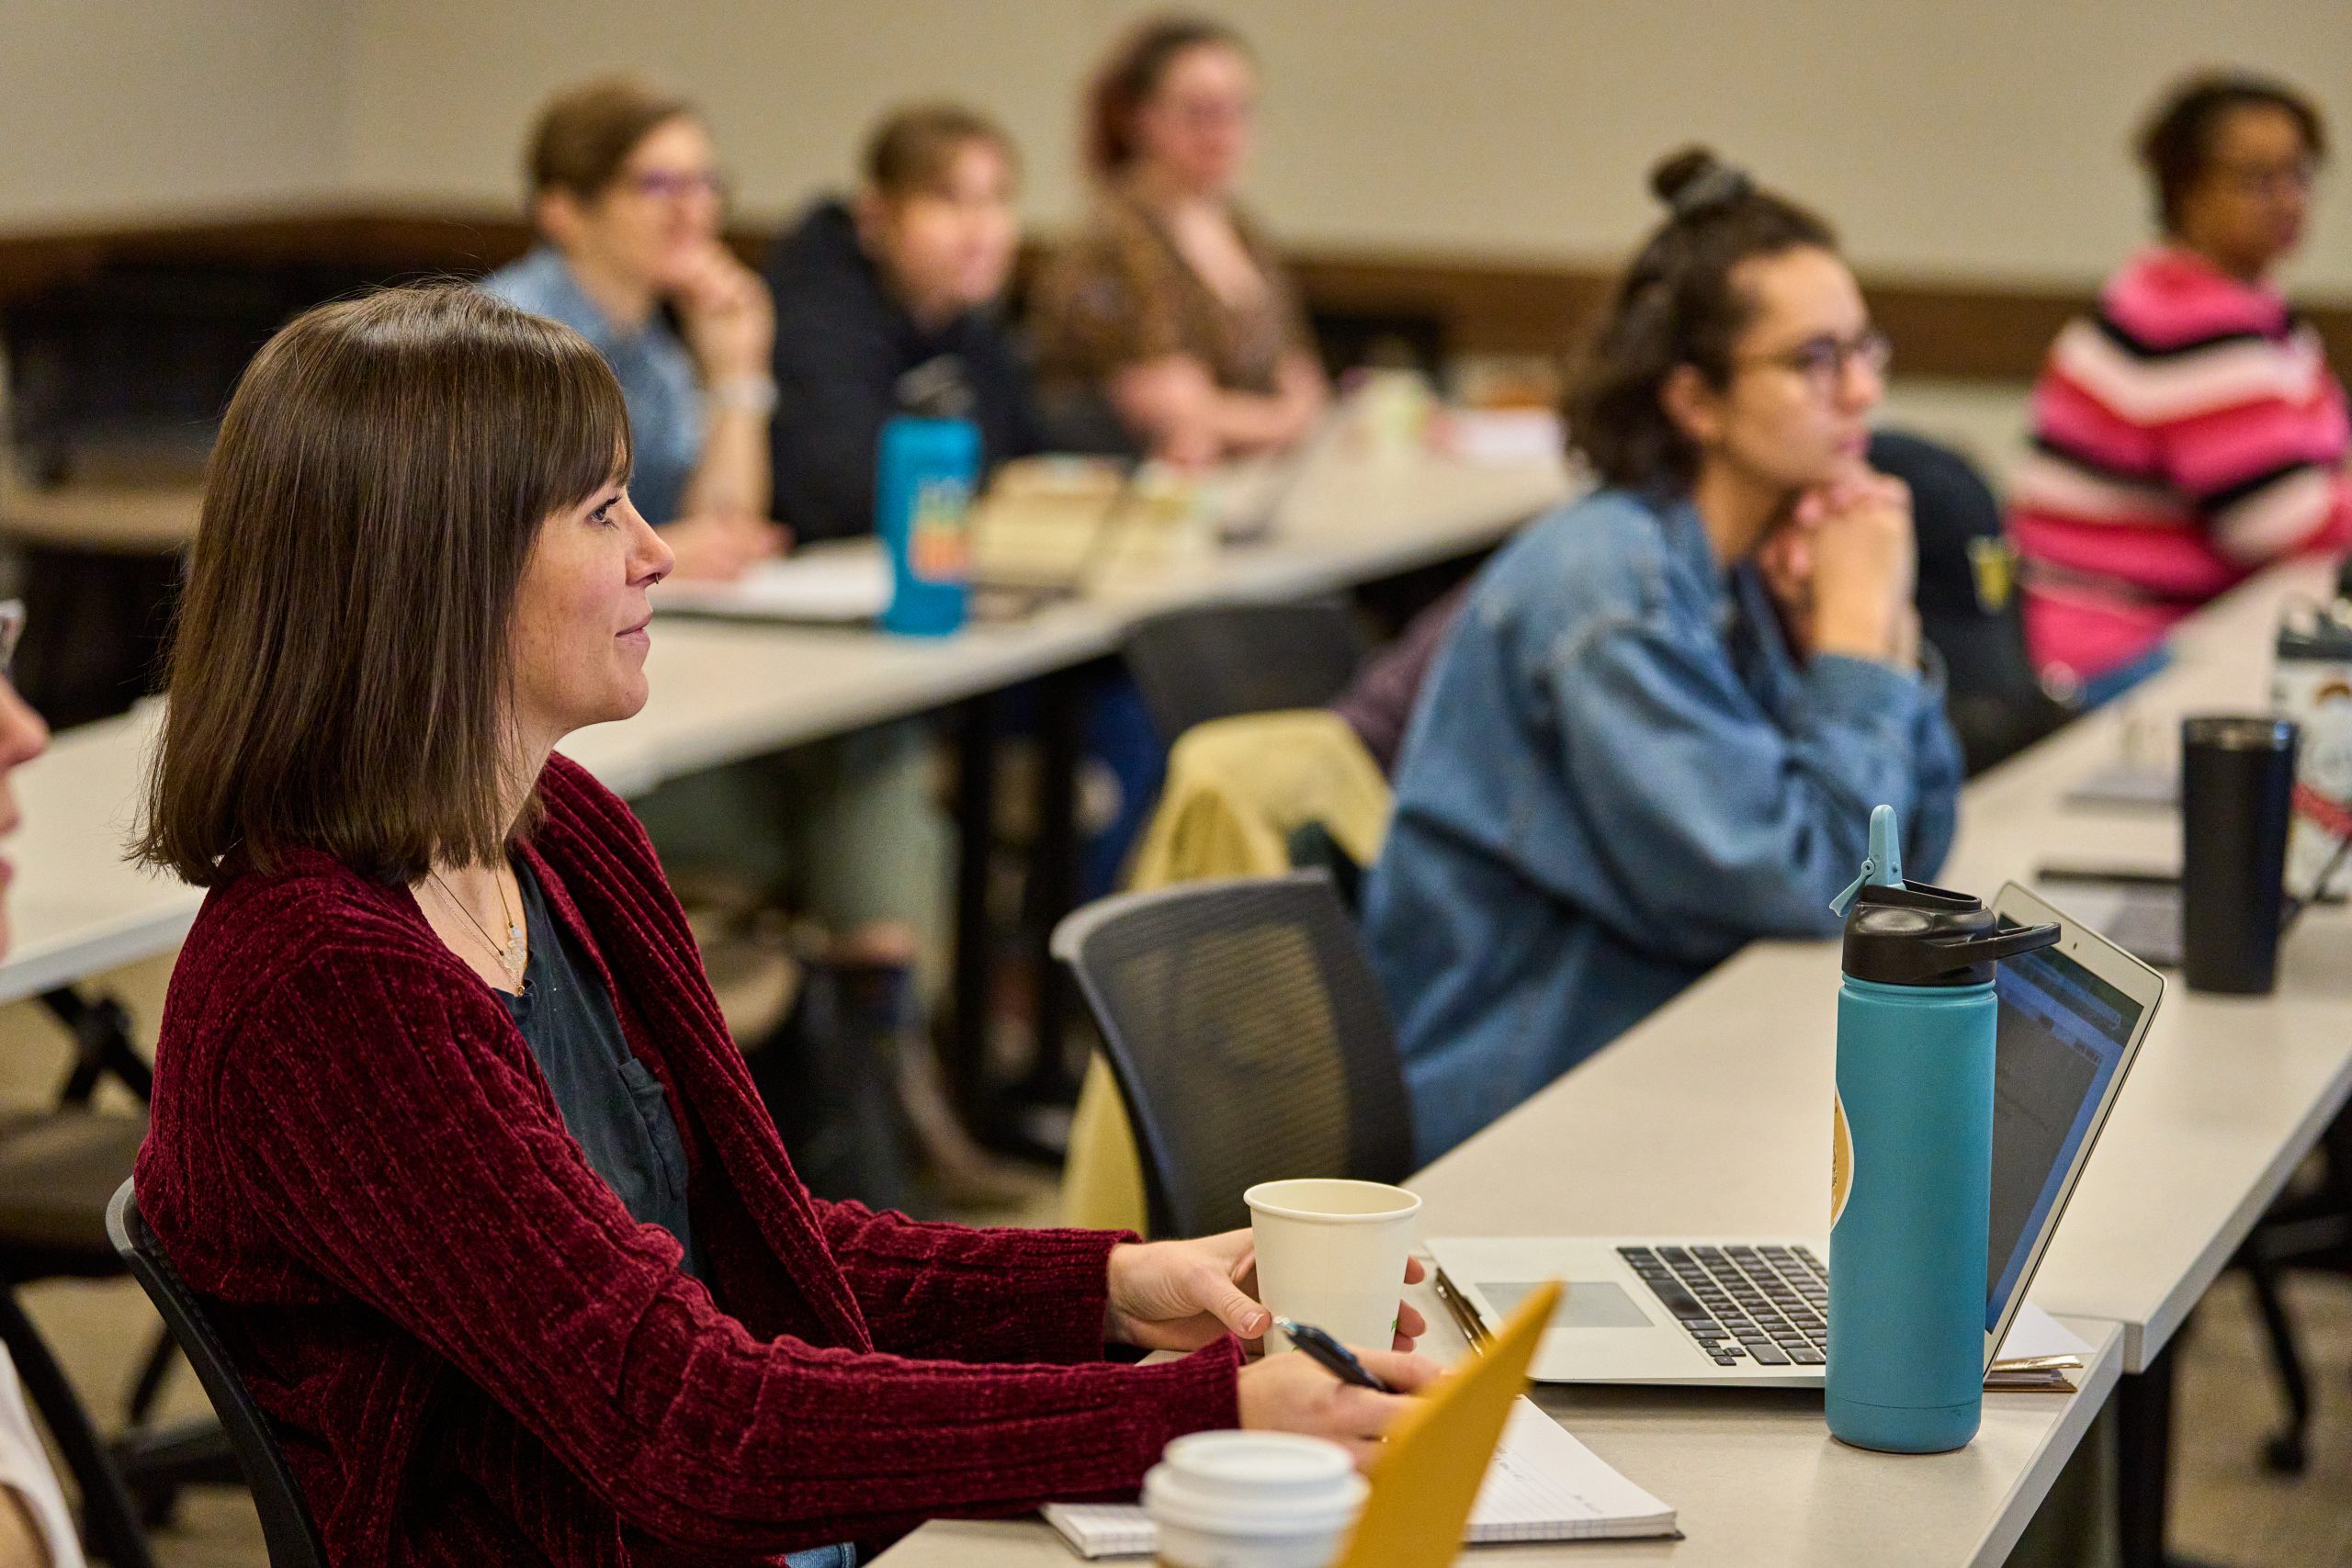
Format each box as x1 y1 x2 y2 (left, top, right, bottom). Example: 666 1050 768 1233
133 283 631 887
1083 14 1248 179
526 73 697 202
1563 146 1838 494
2137 71 2328 232
864 102 1019 200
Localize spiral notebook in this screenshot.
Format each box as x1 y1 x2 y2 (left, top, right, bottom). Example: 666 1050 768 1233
1040 1398 1677 1556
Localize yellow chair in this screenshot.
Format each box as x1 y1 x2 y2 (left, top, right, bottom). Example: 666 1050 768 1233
1060 709 1392 1234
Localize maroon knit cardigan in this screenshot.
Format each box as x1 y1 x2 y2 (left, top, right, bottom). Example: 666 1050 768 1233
135 753 1240 1565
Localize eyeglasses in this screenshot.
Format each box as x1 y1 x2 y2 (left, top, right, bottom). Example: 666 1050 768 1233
2211 160 2319 200
1159 93 1254 132
622 168 728 204
1736 326 1892 396
0 600 22 682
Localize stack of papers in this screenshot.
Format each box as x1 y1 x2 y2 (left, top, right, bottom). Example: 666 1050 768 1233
650 547 889 624
1040 1398 1676 1557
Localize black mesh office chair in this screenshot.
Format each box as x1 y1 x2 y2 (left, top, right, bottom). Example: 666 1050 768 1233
107 1183 327 1568
0 986 231 1568
1050 873 1414 1239
1120 600 1370 748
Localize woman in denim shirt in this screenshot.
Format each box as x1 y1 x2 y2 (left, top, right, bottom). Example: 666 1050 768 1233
1365 149 1964 1162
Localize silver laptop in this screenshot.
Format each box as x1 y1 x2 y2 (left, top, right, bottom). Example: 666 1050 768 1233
1428 883 2164 1387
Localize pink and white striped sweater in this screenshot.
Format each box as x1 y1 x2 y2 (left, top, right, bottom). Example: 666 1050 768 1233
2009 245 2351 683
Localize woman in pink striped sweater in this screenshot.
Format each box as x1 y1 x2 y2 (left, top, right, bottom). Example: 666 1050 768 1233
2010 73 2348 697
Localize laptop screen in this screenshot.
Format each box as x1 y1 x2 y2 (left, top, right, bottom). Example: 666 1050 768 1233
1986 940 2144 1328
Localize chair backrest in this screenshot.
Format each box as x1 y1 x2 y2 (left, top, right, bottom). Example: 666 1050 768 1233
1869 427 2070 773
1122 599 1368 746
1052 873 1415 1238
105 1182 327 1568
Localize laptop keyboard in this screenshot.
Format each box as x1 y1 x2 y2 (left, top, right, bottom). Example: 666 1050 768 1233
1618 1244 1828 1367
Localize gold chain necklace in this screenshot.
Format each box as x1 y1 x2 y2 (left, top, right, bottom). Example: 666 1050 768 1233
430 867 526 988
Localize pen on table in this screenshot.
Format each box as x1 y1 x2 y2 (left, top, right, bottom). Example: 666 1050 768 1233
1272 1316 1395 1392
1430 1266 1489 1354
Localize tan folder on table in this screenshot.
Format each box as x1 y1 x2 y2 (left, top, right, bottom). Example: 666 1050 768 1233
1332 1279 1560 1568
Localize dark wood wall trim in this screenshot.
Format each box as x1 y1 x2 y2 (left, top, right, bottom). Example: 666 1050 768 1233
1283 247 2352 383
3 207 2348 382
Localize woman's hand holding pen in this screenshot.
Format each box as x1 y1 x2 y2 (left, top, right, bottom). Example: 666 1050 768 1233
1236 1343 1442 1467
1106 1230 1441 1470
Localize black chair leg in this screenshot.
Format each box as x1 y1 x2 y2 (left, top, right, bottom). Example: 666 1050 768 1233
123 1327 175 1426
2237 1240 2313 1473
0 1285 158 1568
39 987 153 1106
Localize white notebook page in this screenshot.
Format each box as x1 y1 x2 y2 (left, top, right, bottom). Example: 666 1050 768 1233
1042 1399 1674 1557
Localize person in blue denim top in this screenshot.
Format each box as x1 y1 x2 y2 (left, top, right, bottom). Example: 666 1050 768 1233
483 75 786 581
1365 148 1965 1163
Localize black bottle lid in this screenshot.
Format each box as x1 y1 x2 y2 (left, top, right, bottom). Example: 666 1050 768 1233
1840 879 2060 987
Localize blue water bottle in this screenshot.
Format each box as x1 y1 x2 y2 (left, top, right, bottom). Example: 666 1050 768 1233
875 413 979 637
1826 806 2058 1453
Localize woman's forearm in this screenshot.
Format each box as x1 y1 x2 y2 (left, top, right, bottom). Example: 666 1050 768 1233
1208 351 1328 453
681 400 773 520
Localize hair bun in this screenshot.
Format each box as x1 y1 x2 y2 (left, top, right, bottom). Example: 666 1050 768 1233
1649 145 1752 218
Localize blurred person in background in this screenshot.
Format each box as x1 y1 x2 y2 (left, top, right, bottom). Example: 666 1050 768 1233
2009 72 2347 703
764 102 1044 544
1031 16 1328 464
0 603 74 1568
484 74 786 580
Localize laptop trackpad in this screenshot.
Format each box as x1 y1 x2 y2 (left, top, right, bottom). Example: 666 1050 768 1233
1483 1280 1652 1329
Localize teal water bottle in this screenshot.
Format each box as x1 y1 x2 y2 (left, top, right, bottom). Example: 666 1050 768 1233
876 414 979 636
1826 807 2057 1453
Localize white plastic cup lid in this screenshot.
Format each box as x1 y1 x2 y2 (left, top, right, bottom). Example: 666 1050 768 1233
1143 1432 1367 1537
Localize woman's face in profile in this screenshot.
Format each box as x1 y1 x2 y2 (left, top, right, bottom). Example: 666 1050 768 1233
1134 43 1256 197
0 675 51 957
507 483 673 747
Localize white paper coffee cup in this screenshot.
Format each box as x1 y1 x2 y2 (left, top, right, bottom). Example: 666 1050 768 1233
1244 1178 1420 1354
1144 1430 1365 1568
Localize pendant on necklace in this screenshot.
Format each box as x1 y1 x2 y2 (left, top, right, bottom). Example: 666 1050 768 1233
501 923 526 982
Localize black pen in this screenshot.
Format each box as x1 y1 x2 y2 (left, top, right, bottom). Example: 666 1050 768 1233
1272 1316 1395 1393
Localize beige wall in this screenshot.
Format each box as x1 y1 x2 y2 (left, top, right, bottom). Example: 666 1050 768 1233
0 0 350 231
337 0 2352 291
8 0 2351 292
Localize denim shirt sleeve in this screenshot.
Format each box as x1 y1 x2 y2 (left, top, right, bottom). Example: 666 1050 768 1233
1546 611 1959 965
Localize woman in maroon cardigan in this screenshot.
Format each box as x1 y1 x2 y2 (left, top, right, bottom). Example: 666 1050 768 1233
129 285 1431 1567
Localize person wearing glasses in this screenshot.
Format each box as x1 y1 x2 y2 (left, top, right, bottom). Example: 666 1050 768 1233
1029 16 1327 465
1363 149 1963 1162
483 74 786 581
0 602 74 1568
492 78 967 1208
2010 73 2347 704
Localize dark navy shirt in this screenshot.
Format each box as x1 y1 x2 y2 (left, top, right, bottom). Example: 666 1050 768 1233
500 860 703 1280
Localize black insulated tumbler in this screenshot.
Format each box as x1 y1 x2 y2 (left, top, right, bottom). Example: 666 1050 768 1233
2180 715 2299 995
